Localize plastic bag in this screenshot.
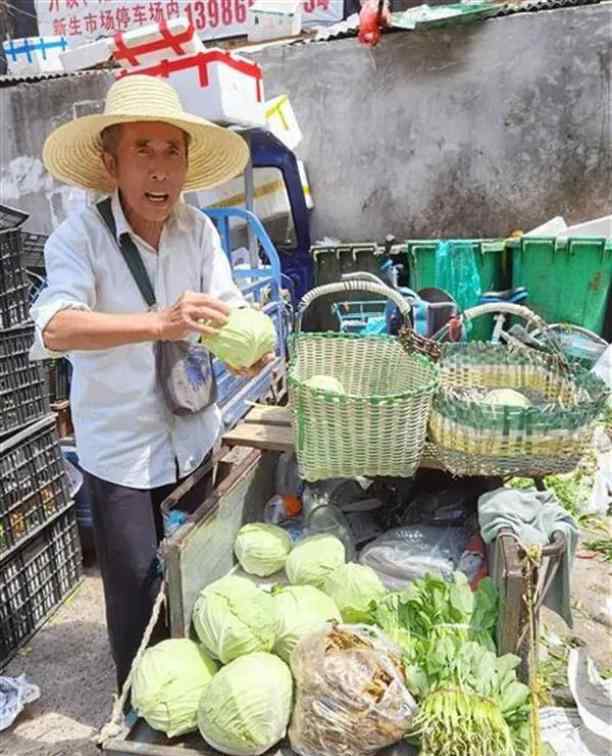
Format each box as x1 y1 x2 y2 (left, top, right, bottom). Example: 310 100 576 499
434 241 482 313
0 675 40 732
359 525 470 589
289 624 416 756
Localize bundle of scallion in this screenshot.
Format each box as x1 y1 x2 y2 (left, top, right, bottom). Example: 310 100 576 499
369 574 531 756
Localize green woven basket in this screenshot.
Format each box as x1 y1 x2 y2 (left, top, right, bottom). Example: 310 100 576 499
289 281 439 482
429 341 609 477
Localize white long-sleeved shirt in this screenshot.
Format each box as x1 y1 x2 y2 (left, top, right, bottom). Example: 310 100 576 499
30 192 244 489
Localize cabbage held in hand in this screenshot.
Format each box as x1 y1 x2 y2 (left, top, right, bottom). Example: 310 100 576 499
272 585 342 663
201 307 276 370
285 534 346 589
198 652 293 756
234 523 292 577
192 575 276 664
323 562 386 623
132 638 218 737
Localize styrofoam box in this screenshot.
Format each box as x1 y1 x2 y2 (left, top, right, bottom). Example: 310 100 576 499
265 94 303 151
120 50 264 128
2 36 67 75
112 18 205 70
60 38 113 73
247 0 303 43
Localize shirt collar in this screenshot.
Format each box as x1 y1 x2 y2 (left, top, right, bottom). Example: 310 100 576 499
110 190 191 242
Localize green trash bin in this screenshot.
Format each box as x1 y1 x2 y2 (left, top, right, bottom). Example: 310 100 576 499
509 237 612 336
405 239 511 341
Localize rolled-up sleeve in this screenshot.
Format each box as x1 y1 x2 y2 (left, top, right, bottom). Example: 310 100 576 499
29 222 96 360
201 218 246 309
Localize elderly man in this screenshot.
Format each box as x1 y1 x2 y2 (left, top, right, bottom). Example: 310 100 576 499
31 75 266 695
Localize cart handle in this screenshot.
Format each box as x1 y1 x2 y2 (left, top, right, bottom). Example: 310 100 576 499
296 280 412 334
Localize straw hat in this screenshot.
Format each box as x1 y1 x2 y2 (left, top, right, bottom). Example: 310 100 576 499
42 75 249 193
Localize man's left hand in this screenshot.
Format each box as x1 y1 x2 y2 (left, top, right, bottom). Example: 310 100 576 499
226 352 275 379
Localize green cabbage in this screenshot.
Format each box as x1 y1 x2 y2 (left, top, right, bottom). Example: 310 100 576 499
132 638 218 737
485 389 531 407
285 534 346 589
201 307 276 370
303 375 346 394
272 585 342 663
192 575 277 664
234 523 292 577
198 652 293 756
323 562 386 623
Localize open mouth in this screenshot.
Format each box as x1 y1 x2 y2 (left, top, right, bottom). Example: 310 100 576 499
145 192 170 204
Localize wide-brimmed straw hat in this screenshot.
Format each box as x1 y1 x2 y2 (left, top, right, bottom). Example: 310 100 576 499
43 75 249 193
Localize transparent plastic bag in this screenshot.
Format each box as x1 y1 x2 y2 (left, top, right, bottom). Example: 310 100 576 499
359 525 470 589
434 241 482 313
289 624 416 756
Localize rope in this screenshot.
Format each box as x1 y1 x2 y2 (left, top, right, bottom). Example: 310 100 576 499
92 579 167 746
523 544 543 756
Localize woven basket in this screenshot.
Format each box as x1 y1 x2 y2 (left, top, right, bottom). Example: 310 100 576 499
289 281 439 482
429 341 609 477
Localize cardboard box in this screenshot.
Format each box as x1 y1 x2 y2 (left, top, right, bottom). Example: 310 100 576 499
119 50 264 128
3 36 68 75
265 95 303 151
247 0 303 43
113 18 205 70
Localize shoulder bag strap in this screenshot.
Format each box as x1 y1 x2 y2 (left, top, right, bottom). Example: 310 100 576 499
97 197 157 309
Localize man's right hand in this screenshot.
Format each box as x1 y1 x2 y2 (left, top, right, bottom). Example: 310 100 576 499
156 291 230 341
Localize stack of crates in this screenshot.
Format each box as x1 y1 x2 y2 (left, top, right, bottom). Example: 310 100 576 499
0 204 81 666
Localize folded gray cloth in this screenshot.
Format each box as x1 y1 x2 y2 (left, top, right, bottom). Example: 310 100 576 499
479 487 578 628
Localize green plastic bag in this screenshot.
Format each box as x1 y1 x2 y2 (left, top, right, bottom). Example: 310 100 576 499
435 241 482 313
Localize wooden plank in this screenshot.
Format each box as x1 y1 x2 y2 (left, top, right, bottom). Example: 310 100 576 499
223 422 294 453
244 404 291 426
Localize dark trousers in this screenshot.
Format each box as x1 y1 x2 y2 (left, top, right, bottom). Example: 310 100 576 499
85 472 176 694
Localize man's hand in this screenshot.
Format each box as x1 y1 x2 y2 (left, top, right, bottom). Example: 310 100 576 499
156 291 230 341
227 352 275 379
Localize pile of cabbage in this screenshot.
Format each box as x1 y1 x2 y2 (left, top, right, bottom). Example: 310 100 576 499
132 526 403 755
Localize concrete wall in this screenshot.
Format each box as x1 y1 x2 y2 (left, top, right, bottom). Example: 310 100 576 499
0 4 610 240
253 4 612 240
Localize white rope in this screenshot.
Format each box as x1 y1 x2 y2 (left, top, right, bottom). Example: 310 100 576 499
92 579 167 747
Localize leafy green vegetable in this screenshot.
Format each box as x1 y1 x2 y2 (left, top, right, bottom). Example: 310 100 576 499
198 652 293 756
369 573 530 755
192 575 277 664
285 534 346 589
201 307 276 370
322 562 386 623
132 639 218 737
271 584 341 663
234 523 292 577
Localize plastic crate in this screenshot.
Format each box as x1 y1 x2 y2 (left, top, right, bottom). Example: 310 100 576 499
21 231 48 272
0 507 81 665
0 228 30 329
44 359 71 404
0 415 71 558
0 324 49 437
0 203 28 232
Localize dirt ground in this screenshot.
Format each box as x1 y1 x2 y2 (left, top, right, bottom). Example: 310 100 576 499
2 526 611 756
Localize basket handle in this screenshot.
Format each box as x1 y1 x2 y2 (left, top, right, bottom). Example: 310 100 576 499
433 302 546 341
296 280 412 334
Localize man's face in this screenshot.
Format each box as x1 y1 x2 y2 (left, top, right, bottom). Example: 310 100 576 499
103 121 189 223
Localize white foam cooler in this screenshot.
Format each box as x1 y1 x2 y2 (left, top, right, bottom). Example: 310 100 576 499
119 49 265 128
112 18 205 70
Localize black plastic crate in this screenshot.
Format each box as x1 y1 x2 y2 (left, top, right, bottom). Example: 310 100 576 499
0 415 71 559
0 203 28 232
21 232 47 272
44 359 71 405
0 324 49 437
0 507 82 666
0 228 30 329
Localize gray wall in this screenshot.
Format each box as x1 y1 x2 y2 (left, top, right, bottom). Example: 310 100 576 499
1 4 610 240
253 4 612 240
